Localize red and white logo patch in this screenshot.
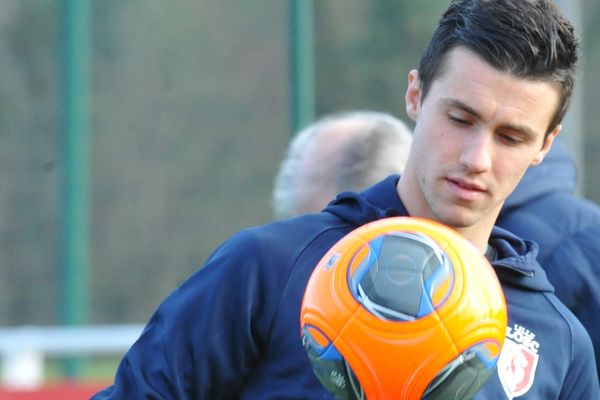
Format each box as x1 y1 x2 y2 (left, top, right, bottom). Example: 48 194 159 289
497 324 539 399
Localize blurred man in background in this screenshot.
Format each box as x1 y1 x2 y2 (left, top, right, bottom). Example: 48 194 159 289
272 110 413 219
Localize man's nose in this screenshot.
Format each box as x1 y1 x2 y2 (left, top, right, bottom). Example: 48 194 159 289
458 130 492 173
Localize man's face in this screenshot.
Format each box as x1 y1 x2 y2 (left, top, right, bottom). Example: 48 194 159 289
401 46 561 230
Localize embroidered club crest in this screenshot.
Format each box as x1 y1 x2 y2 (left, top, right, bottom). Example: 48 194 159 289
497 324 539 399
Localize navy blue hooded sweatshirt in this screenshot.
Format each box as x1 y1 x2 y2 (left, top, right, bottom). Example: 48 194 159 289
498 139 600 382
93 175 599 399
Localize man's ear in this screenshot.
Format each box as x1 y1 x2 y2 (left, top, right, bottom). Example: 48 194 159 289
405 69 421 122
532 124 562 165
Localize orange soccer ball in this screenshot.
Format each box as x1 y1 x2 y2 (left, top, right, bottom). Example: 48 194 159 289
300 217 507 400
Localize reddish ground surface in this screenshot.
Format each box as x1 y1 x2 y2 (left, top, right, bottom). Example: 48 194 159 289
0 382 108 400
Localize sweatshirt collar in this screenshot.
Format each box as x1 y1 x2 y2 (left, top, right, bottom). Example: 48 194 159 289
325 174 554 292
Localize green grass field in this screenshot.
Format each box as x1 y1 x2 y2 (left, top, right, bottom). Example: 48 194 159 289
0 356 120 386
46 356 120 383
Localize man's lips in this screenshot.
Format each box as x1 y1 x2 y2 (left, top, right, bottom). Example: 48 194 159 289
446 177 487 199
447 178 486 192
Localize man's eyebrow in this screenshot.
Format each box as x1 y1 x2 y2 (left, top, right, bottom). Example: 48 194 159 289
442 97 537 138
443 98 481 118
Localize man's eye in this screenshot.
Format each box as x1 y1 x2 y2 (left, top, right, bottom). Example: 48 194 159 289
498 133 521 145
448 114 470 125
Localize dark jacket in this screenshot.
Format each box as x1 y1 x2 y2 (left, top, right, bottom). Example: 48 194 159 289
498 139 600 381
93 175 598 399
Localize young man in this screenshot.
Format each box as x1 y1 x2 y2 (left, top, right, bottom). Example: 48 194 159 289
93 0 599 398
272 111 412 219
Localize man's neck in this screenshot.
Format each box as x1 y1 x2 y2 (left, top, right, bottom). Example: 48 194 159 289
396 174 497 254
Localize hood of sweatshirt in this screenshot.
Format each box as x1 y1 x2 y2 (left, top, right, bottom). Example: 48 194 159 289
324 174 554 293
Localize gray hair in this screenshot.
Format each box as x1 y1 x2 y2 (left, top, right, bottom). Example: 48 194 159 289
272 111 413 219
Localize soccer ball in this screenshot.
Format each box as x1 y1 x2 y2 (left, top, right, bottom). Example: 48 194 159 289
300 217 507 400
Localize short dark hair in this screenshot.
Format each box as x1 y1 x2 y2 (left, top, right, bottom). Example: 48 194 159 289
418 0 579 134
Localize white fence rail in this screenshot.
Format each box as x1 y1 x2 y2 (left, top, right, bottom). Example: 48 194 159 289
0 324 144 389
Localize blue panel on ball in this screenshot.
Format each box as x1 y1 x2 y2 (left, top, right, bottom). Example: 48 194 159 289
348 232 449 321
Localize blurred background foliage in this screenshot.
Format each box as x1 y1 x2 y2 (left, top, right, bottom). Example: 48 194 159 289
0 0 598 327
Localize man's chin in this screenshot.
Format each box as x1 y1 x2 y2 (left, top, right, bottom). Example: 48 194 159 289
433 209 479 229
